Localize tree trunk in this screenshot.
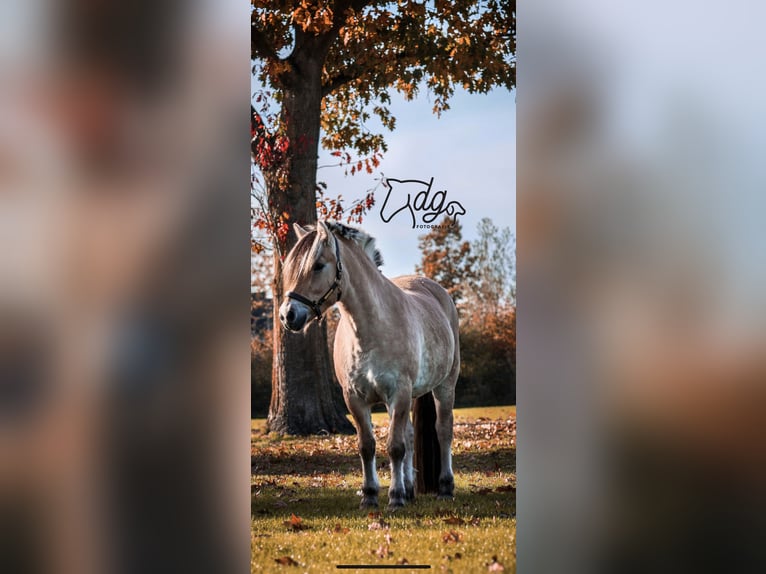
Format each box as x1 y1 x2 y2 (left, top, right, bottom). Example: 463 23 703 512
266 34 354 435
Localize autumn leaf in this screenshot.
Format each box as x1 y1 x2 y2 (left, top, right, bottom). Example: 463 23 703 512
331 523 350 534
372 543 393 558
274 555 299 566
396 557 410 565
368 517 390 530
442 530 463 543
283 513 306 531
443 516 465 525
495 485 516 493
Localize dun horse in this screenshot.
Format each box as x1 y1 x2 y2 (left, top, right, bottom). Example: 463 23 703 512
279 221 460 509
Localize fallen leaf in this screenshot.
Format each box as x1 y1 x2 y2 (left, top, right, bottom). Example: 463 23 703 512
283 513 306 531
368 518 390 530
443 516 465 525
397 558 409 565
331 523 350 534
372 544 392 558
274 555 299 566
495 485 516 493
442 530 463 543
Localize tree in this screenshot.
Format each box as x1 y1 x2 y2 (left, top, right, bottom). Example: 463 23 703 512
465 217 516 317
252 0 516 434
415 216 473 304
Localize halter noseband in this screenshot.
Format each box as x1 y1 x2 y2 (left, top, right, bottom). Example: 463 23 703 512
286 234 343 320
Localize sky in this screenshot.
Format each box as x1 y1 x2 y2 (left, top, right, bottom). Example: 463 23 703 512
315 87 516 278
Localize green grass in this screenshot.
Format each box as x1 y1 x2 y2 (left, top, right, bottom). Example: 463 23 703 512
252 406 516 572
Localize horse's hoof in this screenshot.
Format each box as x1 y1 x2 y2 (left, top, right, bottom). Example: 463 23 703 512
387 499 405 511
405 487 415 502
360 498 379 509
438 476 455 499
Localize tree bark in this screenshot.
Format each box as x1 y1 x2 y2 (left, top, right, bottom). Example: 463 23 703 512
266 34 354 435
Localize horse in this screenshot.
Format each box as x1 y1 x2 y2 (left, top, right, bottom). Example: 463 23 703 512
279 220 460 509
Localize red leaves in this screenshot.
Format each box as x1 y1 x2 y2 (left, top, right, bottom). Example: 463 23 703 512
315 187 376 226
442 530 463 543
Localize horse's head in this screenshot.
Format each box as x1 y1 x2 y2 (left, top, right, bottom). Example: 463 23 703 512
279 220 342 332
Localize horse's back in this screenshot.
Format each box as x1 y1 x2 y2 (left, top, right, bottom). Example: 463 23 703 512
392 275 460 399
392 275 459 330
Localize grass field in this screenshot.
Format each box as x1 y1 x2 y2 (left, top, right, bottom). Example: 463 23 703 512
252 405 516 572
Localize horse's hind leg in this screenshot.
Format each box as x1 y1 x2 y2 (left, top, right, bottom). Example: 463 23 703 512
345 394 379 508
404 416 415 502
386 392 412 509
432 385 456 499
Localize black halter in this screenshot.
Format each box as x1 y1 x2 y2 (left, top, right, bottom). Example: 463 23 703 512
286 234 343 320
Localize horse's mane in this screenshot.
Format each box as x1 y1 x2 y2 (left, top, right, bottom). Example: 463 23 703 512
286 221 384 285
325 221 384 268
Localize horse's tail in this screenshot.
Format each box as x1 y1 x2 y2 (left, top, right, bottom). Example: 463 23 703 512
413 391 441 494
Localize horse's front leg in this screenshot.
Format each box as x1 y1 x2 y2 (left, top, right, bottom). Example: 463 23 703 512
387 392 412 509
345 394 379 508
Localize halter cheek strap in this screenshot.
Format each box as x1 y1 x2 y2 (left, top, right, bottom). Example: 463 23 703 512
286 234 343 320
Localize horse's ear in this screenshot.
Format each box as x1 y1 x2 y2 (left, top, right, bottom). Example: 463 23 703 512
316 220 332 244
293 223 309 240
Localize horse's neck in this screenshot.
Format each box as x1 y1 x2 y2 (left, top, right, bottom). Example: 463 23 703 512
336 248 403 339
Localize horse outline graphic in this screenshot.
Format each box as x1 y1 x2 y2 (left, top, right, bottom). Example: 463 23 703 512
380 177 466 228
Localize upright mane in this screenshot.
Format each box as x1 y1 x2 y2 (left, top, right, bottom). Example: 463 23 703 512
325 221 384 268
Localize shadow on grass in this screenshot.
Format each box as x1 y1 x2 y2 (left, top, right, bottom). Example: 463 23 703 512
252 481 516 523
252 448 515 478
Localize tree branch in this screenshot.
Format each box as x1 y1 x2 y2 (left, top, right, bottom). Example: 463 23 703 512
322 47 418 98
322 68 363 97
252 26 280 61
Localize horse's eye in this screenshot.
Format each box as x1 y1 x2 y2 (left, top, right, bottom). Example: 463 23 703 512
313 262 325 272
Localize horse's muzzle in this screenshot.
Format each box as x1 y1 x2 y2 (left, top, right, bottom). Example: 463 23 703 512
279 300 308 332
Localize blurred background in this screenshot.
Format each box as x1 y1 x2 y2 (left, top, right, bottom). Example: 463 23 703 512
518 1 766 573
5 0 766 571
0 1 250 573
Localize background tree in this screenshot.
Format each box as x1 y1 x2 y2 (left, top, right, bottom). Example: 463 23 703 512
415 218 473 304
252 0 516 434
416 217 517 406
464 217 516 317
